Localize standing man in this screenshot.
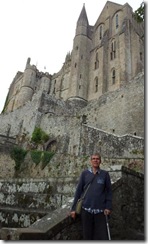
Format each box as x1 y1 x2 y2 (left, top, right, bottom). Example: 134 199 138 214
70 153 112 240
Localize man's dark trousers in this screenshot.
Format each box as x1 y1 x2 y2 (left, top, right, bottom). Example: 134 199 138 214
81 209 109 240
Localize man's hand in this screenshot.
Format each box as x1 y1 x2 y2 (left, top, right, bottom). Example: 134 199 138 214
104 209 111 215
70 211 76 219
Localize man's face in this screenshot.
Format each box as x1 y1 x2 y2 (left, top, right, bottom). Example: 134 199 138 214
91 155 101 168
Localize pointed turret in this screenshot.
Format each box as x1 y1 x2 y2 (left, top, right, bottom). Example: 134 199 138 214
77 4 89 26
76 4 89 37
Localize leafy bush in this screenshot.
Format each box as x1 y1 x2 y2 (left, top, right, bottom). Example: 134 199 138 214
31 127 49 144
30 150 42 165
42 151 55 169
10 146 27 171
30 150 54 168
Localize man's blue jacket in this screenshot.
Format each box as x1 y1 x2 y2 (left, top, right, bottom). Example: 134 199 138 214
71 168 112 211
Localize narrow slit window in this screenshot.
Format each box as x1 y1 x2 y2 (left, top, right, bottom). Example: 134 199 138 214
112 69 116 84
110 40 116 60
94 52 99 69
116 14 119 29
95 77 98 92
113 41 116 58
100 25 102 40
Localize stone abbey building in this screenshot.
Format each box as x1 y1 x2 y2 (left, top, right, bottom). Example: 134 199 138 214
3 1 144 114
0 1 144 146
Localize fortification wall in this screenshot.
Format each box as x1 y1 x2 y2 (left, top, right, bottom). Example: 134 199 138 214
0 125 144 180
80 71 144 137
0 92 43 137
0 72 144 179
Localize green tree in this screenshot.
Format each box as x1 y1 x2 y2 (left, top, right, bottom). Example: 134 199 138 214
133 2 144 22
10 146 27 171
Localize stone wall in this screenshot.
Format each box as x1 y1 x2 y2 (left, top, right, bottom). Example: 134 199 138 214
0 168 121 228
0 72 144 146
0 209 45 228
0 177 78 228
80 124 144 159
80 71 144 137
0 153 15 179
110 167 144 240
0 119 144 180
0 166 144 240
0 92 43 138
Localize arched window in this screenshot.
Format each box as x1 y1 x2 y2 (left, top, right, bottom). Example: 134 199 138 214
116 14 118 29
110 40 116 60
94 52 99 69
95 77 98 92
100 25 102 40
112 69 116 84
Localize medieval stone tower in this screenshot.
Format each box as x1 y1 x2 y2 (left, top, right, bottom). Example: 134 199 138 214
68 4 91 102
2 1 144 113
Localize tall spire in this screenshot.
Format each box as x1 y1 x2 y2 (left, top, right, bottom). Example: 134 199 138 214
77 3 89 27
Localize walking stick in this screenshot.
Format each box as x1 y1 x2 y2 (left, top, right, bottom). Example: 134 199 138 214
105 215 111 240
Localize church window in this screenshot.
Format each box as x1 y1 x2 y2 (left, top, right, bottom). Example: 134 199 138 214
116 14 119 29
140 52 142 61
112 69 116 84
100 25 102 40
76 46 79 50
79 85 81 89
95 77 98 92
80 74 82 78
94 52 99 69
75 63 77 68
82 114 87 124
110 40 116 60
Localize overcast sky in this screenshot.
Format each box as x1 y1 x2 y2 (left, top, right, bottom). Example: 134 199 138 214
0 0 143 113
